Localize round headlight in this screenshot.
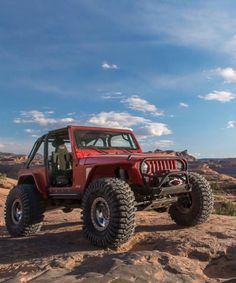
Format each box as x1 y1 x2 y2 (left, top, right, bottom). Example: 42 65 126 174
141 162 149 174
176 160 184 171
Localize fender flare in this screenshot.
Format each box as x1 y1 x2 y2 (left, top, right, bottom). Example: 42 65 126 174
18 174 48 199
84 163 131 189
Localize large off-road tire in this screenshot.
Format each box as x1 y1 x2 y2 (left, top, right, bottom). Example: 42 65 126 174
5 184 45 237
168 172 214 226
82 178 136 248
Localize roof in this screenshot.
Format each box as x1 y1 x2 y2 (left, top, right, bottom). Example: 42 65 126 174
35 125 134 140
46 125 133 135
70 125 133 133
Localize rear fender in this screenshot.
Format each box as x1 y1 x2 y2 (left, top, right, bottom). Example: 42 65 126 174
18 174 48 199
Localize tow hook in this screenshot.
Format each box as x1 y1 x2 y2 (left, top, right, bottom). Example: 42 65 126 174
168 178 183 186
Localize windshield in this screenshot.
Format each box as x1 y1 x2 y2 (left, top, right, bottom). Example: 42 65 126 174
74 130 138 150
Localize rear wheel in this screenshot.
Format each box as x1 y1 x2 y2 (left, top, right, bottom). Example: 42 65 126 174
168 173 214 226
5 185 45 237
82 178 136 248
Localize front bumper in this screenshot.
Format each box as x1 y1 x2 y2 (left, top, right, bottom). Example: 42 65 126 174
140 157 191 196
148 171 191 196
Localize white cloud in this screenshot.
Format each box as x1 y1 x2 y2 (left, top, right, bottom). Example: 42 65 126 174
0 143 5 149
102 94 124 100
101 62 119 70
24 128 41 138
15 109 172 143
87 111 148 128
14 118 22 124
122 95 163 116
24 128 37 134
214 67 236 83
154 140 174 148
227 120 235 129
101 91 124 100
199 91 235 103
86 111 171 138
14 110 76 128
179 102 189 108
136 122 171 137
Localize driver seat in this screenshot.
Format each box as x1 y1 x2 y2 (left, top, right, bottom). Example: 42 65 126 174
51 139 72 186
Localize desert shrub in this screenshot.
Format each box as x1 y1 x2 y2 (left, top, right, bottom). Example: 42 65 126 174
0 172 6 181
215 201 236 216
0 172 7 188
211 182 224 194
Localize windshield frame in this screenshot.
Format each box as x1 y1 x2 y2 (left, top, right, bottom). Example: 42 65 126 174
73 129 140 151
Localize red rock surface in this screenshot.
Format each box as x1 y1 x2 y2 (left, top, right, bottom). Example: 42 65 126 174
0 187 236 282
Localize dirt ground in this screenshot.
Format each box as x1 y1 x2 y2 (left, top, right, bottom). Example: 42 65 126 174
0 187 236 283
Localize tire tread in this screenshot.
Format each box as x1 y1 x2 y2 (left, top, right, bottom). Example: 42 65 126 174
169 172 214 226
4 184 45 237
82 178 136 248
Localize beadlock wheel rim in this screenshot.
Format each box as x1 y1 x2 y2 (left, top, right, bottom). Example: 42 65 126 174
177 194 193 213
91 197 110 231
11 199 23 224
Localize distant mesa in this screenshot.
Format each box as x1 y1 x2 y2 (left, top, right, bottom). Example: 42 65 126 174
0 152 28 164
0 152 28 179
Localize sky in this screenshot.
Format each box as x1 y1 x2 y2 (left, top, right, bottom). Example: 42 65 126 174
0 0 236 157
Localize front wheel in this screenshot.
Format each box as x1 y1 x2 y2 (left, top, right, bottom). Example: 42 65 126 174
169 172 214 226
5 185 45 237
82 178 136 248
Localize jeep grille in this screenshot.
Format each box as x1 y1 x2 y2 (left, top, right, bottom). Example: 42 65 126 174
146 159 177 175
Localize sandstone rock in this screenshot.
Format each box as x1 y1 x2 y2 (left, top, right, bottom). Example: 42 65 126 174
1 186 236 283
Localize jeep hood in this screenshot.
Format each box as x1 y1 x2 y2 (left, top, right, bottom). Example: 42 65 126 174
82 152 179 165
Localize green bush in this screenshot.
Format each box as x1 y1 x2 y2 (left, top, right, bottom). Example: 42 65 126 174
0 172 6 180
215 201 236 216
211 182 224 194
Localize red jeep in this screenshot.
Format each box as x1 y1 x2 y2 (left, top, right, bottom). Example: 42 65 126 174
5 125 213 247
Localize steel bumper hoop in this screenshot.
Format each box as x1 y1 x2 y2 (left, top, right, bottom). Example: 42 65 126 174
140 157 191 196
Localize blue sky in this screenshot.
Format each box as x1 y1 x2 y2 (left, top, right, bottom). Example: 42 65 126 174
1 0 236 157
